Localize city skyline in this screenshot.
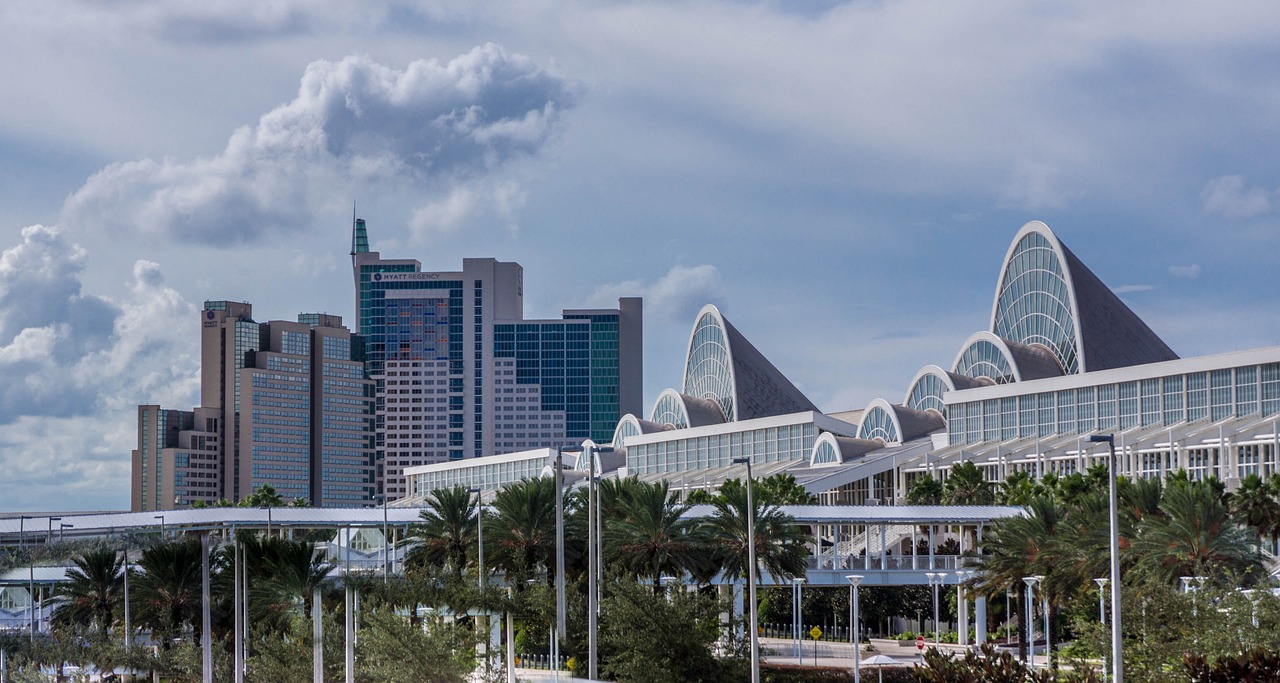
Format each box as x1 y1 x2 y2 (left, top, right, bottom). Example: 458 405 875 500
4 1 1280 511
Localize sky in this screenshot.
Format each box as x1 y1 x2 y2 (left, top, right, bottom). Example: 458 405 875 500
3 0 1280 511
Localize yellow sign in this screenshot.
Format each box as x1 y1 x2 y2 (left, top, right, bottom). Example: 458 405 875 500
809 626 823 640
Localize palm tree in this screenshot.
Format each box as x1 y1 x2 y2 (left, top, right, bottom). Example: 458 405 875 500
997 471 1037 505
133 538 206 643
1229 473 1280 552
605 480 711 588
704 479 809 584
249 535 335 629
404 485 479 579
969 495 1068 662
906 475 943 505
52 548 124 637
485 477 563 585
1131 480 1263 586
942 461 995 505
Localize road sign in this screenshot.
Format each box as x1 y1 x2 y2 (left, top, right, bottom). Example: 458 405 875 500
916 635 925 650
809 626 822 640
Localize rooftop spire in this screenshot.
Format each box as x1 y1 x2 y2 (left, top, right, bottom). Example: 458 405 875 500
350 205 369 262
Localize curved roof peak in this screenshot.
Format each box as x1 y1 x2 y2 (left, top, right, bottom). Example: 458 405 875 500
681 304 818 421
990 221 1177 374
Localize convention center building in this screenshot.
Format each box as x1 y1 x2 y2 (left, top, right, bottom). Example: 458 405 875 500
401 221 1280 506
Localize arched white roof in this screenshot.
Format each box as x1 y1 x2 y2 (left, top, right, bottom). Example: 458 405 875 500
682 306 739 421
989 221 1177 374
951 332 1022 384
989 221 1086 374
808 432 884 468
857 398 905 444
611 413 673 451
680 304 818 422
649 388 726 429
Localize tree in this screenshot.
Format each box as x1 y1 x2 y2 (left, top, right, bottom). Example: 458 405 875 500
906 475 943 505
596 579 744 683
247 535 335 631
942 461 995 505
357 610 479 683
755 473 817 505
51 547 124 637
132 538 207 643
404 485 479 579
1229 473 1280 551
240 484 285 508
998 471 1038 506
1130 479 1263 586
970 495 1068 662
485 477 562 584
604 479 711 588
705 479 809 584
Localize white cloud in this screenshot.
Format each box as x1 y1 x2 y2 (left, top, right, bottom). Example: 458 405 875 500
62 45 578 245
586 264 725 323
1169 264 1202 278
1201 175 1274 219
1113 284 1156 294
0 226 198 424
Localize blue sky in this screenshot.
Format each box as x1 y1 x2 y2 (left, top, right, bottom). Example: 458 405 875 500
3 0 1280 511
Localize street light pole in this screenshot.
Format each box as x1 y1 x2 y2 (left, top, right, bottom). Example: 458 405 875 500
925 571 943 647
1023 576 1040 671
1090 433 1124 683
847 575 863 683
47 517 60 545
155 514 165 539
554 446 568 644
585 443 614 682
732 456 760 683
19 516 32 645
788 580 798 665
372 494 389 583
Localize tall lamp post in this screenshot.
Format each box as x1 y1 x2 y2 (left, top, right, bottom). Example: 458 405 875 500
1094 577 1108 682
731 456 760 683
1023 575 1040 671
924 572 944 647
155 515 165 539
552 445 574 682
846 575 864 683
19 516 32 645
582 443 615 682
47 517 61 544
1089 433 1124 683
792 577 806 664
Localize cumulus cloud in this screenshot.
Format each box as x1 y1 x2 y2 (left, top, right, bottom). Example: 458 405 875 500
1201 175 1274 219
1169 264 1202 278
0 226 198 424
587 264 725 323
1113 284 1156 294
63 45 578 245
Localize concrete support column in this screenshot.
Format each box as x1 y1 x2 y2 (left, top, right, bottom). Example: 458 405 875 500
957 584 969 646
879 525 887 570
975 597 987 644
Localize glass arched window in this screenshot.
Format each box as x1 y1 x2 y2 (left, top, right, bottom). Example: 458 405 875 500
954 339 1016 384
651 392 689 429
858 406 900 443
993 231 1080 374
906 373 948 415
612 418 640 450
811 439 840 467
683 313 735 421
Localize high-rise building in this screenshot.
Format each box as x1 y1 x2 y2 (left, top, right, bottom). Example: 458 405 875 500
350 218 643 498
132 303 375 510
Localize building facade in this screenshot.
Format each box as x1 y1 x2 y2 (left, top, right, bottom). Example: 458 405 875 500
350 218 643 499
398 221 1280 530
132 303 375 511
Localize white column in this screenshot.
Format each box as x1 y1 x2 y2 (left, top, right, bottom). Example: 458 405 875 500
957 584 969 646
975 597 987 644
